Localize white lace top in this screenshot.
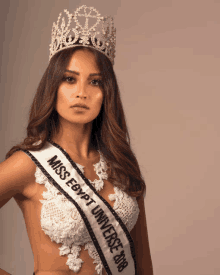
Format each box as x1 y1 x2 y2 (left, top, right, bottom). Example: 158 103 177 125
35 150 140 274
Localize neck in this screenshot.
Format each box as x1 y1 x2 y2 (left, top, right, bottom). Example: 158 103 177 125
51 121 96 160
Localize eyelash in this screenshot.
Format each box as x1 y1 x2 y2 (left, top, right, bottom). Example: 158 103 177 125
63 76 102 86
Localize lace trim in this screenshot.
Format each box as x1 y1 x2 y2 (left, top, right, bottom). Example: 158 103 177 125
84 241 104 275
35 149 140 274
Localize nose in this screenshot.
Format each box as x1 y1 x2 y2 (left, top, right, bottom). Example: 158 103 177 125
76 82 87 99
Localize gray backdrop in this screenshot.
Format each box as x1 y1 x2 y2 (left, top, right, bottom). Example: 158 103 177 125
1 0 220 274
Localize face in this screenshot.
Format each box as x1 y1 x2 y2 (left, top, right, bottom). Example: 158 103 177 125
55 49 104 128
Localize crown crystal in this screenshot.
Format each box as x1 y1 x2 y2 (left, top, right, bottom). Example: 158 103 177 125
49 5 116 65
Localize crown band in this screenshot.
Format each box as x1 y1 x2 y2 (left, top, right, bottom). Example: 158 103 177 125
49 5 116 65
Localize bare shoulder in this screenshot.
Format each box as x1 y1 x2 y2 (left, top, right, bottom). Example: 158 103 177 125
1 150 36 178
0 150 36 207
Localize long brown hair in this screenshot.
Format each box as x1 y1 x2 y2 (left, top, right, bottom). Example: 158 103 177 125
5 46 146 199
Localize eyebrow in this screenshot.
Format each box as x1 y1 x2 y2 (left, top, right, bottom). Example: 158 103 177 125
65 69 101 77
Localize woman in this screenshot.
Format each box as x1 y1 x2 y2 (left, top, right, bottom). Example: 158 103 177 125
0 4 153 275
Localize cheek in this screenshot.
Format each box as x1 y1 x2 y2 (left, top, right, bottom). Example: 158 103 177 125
56 88 69 106
55 92 67 116
95 90 104 104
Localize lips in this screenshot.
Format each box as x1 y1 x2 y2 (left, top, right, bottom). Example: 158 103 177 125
71 103 89 109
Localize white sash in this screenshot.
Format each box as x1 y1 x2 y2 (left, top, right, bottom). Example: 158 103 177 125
22 140 137 275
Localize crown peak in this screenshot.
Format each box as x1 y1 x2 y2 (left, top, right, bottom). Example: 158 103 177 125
49 4 116 65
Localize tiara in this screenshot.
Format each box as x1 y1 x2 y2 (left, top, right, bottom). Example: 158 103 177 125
49 5 116 65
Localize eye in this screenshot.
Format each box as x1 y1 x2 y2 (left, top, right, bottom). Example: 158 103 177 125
91 79 102 86
64 76 75 83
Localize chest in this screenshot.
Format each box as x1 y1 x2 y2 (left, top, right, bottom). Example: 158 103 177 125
14 158 116 222
14 157 140 241
81 161 116 209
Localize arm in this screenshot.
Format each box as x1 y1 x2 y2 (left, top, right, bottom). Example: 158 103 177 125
0 151 36 275
0 150 35 208
130 195 154 275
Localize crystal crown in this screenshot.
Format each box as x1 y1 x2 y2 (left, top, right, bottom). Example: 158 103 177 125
49 5 116 65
